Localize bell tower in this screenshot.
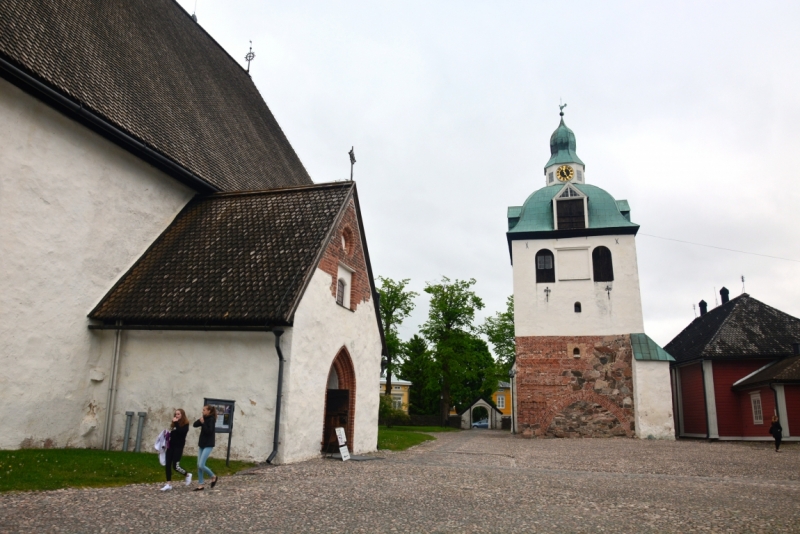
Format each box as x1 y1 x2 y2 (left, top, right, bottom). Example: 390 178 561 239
506 106 675 440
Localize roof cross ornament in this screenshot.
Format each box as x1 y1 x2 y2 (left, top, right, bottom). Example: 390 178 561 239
245 41 255 74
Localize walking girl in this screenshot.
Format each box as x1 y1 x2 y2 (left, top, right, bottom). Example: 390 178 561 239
193 405 218 490
769 415 783 452
161 408 192 491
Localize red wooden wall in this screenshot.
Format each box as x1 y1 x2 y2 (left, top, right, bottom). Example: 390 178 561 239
712 361 766 437
679 363 706 435
738 386 776 438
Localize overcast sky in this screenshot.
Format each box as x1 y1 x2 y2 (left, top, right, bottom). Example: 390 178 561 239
178 0 800 347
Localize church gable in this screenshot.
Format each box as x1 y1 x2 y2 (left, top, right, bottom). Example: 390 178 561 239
317 196 373 313
89 182 353 326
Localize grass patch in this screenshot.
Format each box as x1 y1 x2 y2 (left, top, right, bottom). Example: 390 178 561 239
0 449 255 493
386 425 460 433
378 428 435 451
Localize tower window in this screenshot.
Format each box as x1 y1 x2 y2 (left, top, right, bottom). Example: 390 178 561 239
577 170 583 181
573 348 581 358
548 172 554 183
556 199 585 230
535 249 555 283
336 279 346 306
574 302 581 313
592 246 614 282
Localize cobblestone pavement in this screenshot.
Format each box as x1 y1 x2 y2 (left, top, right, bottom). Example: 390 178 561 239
2 432 799 533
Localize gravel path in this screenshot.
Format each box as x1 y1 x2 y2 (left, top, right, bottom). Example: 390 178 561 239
1 432 798 533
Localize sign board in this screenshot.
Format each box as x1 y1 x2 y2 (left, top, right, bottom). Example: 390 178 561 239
204 398 235 434
335 427 350 461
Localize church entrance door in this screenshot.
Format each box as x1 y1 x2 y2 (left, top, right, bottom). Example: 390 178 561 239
321 348 356 453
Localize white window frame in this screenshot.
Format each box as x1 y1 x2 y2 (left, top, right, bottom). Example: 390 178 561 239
336 263 354 309
392 395 403 410
497 395 505 409
552 183 588 230
750 392 763 425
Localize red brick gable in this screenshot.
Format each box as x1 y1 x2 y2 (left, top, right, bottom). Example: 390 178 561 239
317 199 372 311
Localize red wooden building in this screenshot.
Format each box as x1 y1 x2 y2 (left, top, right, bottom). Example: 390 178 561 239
666 290 800 441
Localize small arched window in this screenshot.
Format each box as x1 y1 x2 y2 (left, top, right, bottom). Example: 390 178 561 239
592 246 614 282
336 279 346 306
574 302 582 313
573 348 581 358
535 249 555 283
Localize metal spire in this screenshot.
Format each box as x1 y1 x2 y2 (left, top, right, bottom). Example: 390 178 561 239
245 41 255 74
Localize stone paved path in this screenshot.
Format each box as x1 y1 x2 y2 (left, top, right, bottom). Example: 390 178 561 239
1 432 799 533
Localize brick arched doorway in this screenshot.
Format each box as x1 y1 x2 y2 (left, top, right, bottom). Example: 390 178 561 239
321 348 356 453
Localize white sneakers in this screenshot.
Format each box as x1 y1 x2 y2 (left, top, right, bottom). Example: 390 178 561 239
160 484 172 491
185 473 193 486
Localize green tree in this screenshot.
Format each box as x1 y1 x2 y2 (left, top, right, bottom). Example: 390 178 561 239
377 277 418 396
447 332 500 412
398 335 439 415
421 277 485 425
482 295 516 374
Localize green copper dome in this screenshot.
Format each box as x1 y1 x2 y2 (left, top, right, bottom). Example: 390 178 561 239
544 116 584 169
507 183 637 234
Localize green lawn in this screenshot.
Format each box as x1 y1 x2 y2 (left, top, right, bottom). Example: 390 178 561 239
377 425 459 451
0 449 255 493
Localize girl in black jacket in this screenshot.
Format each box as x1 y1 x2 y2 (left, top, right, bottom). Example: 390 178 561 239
161 408 192 491
193 405 218 491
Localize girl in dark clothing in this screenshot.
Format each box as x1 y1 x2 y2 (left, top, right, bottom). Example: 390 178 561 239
161 408 192 491
193 405 218 491
769 416 783 452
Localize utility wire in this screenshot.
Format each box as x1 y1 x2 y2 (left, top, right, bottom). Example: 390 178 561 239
639 233 800 263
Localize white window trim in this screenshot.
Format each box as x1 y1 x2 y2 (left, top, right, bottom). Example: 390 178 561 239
750 392 763 425
497 395 505 409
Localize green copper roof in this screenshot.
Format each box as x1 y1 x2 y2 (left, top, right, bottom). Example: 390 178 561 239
630 333 675 362
544 117 584 169
507 183 638 234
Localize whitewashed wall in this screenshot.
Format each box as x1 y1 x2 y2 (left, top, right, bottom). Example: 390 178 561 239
512 234 645 337
281 268 382 463
631 359 676 439
0 78 194 450
97 330 280 462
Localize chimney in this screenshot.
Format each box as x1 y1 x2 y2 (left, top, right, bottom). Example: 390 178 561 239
699 300 708 316
720 287 729 304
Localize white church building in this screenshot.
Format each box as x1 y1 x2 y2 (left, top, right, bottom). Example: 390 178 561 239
507 107 675 439
0 0 384 463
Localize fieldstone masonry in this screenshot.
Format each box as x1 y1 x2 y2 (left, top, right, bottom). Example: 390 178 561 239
516 335 635 437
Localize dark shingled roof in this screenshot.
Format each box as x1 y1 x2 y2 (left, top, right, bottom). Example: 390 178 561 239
665 294 800 363
732 355 800 389
0 0 312 192
89 183 353 326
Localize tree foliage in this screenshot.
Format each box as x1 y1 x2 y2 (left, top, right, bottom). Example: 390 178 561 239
482 295 515 374
398 335 439 415
377 277 418 395
420 277 485 424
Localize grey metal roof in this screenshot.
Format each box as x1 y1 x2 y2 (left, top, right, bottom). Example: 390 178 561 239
732 355 800 389
665 294 800 363
0 0 312 193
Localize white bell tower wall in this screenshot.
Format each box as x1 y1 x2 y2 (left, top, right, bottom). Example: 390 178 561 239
512 233 644 337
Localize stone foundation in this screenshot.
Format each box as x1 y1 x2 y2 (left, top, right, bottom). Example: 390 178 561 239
515 335 634 437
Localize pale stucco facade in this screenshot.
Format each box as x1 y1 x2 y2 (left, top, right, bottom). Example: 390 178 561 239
0 77 193 451
0 76 382 461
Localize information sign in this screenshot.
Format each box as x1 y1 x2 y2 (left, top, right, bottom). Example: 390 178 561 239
204 398 235 466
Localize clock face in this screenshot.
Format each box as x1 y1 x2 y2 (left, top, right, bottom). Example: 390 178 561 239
556 165 574 182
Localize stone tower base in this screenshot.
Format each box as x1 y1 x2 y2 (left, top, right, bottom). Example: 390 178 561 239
515 335 635 437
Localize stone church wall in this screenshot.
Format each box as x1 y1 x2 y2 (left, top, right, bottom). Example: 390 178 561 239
515 335 635 437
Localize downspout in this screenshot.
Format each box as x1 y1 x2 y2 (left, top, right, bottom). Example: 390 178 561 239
267 330 285 464
102 321 123 450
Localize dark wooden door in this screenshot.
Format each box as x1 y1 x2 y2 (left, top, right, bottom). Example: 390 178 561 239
322 389 350 453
